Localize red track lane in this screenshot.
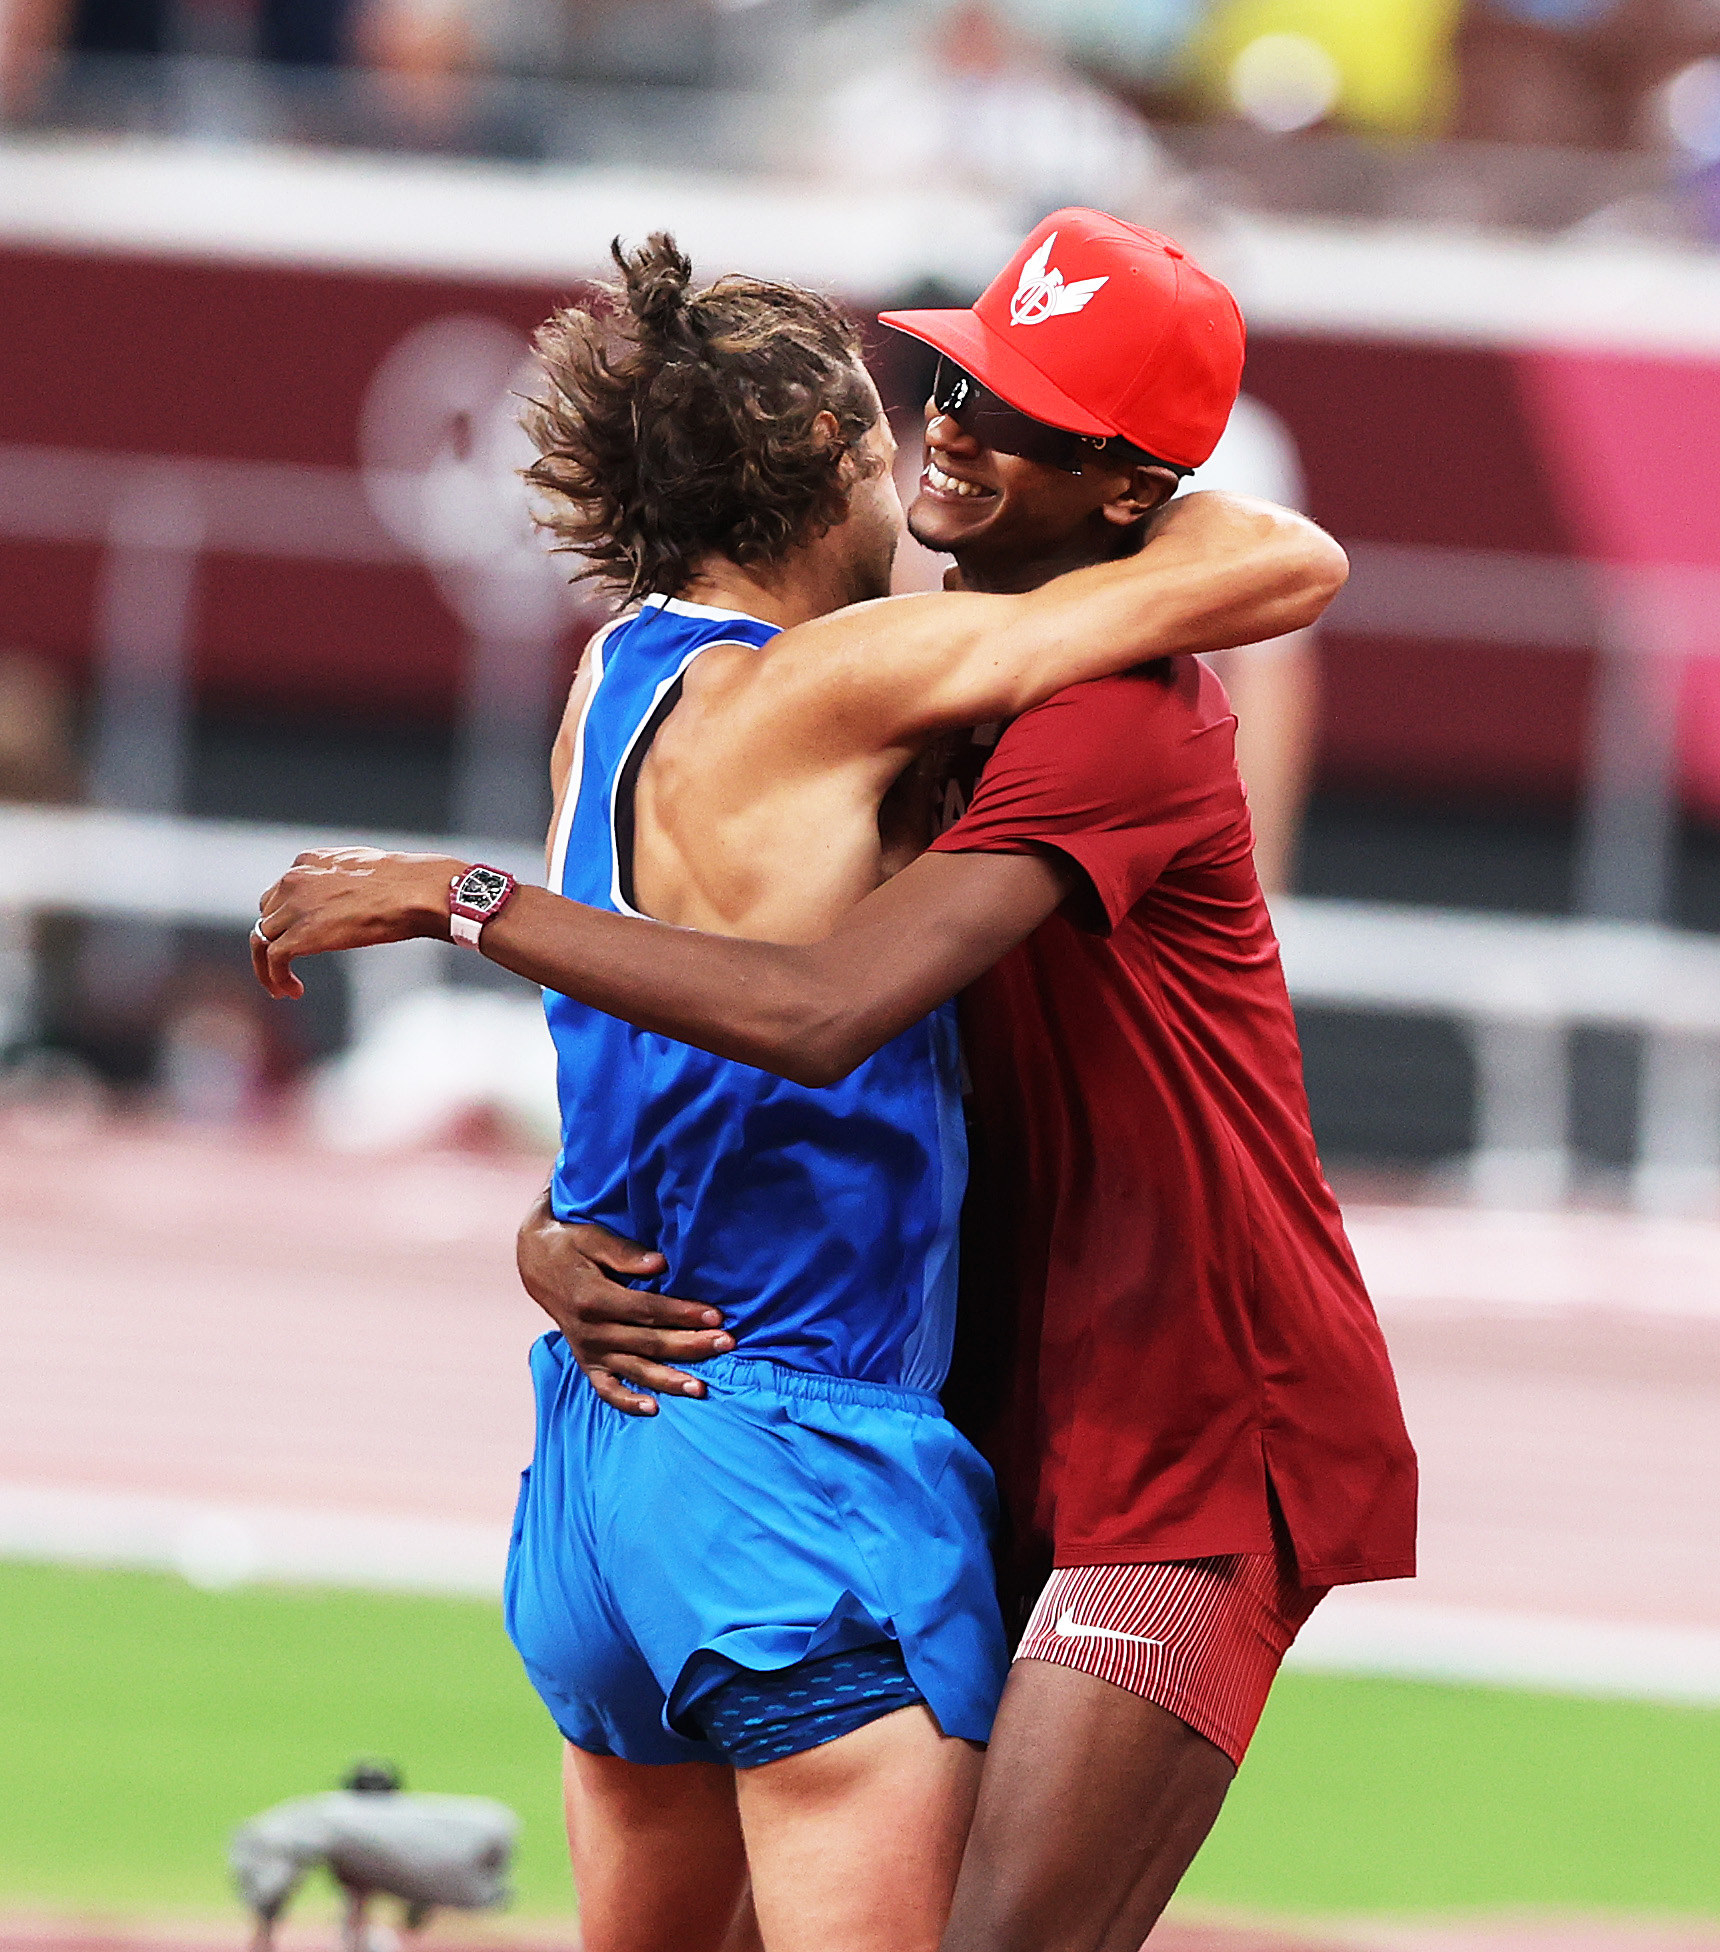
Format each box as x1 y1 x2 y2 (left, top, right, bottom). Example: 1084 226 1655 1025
4 1916 1717 1952
0 1112 547 1528
2 1115 1719 1632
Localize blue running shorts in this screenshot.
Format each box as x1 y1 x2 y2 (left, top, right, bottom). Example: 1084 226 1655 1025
503 1336 1008 1766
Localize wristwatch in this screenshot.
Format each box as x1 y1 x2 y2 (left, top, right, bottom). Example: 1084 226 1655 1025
448 864 519 948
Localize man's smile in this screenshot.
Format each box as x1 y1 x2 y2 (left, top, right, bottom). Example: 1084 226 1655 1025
921 459 998 502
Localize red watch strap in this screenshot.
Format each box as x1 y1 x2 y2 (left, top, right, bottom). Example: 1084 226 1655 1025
449 864 518 948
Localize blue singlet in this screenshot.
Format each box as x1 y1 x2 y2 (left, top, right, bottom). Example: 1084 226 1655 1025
504 593 1007 1765
542 592 969 1387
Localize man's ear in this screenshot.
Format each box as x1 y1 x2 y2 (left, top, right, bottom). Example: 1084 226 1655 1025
814 408 846 468
1099 464 1181 528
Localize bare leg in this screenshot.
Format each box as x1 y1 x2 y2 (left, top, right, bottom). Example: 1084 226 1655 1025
720 1890 766 1952
939 1660 1236 1952
563 1742 751 1952
736 1704 983 1952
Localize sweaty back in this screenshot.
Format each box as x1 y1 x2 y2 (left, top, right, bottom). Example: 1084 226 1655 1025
543 594 968 1388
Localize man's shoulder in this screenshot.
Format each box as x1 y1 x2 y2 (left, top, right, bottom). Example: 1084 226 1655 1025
998 657 1227 769
932 656 1239 846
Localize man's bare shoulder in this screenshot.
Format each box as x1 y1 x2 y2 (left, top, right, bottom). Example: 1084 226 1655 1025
667 626 891 772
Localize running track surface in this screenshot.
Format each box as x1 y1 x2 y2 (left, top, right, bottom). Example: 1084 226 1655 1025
3 1915 1718 1952
2 1113 1719 1649
4 1118 1719 1945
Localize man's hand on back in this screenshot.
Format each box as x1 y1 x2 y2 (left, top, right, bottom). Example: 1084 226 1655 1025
515 1190 734 1417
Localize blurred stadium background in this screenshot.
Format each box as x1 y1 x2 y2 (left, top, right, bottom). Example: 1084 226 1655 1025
3 0 1720 1940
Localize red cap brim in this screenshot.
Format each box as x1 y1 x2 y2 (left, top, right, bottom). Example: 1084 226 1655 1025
878 306 1115 440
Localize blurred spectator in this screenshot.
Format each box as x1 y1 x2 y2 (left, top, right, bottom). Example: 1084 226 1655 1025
350 0 591 144
816 0 1202 228
353 0 479 132
348 0 703 107
1186 0 1462 137
0 0 72 113
0 652 77 805
0 653 77 1062
1455 0 1720 150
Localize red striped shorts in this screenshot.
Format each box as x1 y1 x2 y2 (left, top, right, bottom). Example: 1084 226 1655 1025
1014 1549 1328 1767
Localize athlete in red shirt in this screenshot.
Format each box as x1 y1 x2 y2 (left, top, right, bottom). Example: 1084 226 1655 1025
257 212 1412 1952
935 660 1415 1611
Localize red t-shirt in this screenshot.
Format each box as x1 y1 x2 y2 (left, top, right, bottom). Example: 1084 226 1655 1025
929 659 1417 1614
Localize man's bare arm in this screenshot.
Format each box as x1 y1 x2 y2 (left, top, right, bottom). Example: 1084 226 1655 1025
486 847 1073 1083
752 493 1346 754
498 853 1068 1411
255 844 1072 1088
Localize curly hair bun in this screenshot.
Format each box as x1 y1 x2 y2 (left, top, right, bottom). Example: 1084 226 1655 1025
615 233 695 338
523 234 881 603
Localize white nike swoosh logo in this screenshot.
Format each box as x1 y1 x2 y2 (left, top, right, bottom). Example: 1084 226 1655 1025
1051 1608 1164 1651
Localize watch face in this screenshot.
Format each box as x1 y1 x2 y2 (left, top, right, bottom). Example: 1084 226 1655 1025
459 868 510 914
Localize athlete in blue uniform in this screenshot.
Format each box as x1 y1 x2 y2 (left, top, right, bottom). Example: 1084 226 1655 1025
252 234 1341 1952
508 588 997 1777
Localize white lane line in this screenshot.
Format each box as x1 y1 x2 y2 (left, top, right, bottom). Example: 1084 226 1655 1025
1289 1588 1720 1706
7 1482 1719 1710
0 1481 507 1598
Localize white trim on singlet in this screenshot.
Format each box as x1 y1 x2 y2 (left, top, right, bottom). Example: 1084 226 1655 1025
642 592 775 626
606 600 778 920
546 614 625 898
605 642 719 921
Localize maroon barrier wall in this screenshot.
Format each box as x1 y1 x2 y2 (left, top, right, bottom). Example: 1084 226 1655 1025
11 240 1710 816
0 246 581 725
1244 336 1598 809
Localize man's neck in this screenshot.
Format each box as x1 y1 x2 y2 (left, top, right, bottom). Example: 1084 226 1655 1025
677 545 865 631
953 523 1144 595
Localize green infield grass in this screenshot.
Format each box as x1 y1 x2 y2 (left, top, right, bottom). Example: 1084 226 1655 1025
1187 1666 1720 1917
1 1560 572 1916
4 1559 1718 1920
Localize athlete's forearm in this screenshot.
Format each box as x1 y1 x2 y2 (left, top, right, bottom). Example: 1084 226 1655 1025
252 846 1069 1078
787 495 1347 747
247 845 840 1062
482 890 846 1083
991 494 1346 715
479 850 1069 1086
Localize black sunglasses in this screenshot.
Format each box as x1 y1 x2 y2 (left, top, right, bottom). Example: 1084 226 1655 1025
929 358 1188 478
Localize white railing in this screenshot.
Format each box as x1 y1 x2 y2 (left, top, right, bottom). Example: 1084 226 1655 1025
1275 897 1720 1211
1 805 1716 1212
0 803 539 923
0 804 541 1051
11 432 1716 930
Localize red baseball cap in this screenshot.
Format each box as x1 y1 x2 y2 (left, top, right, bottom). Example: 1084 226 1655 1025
879 207 1245 471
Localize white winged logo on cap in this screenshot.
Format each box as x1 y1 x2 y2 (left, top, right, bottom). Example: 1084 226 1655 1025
1009 234 1108 327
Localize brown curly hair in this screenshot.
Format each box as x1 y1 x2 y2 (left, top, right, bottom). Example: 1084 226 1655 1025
522 234 882 602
